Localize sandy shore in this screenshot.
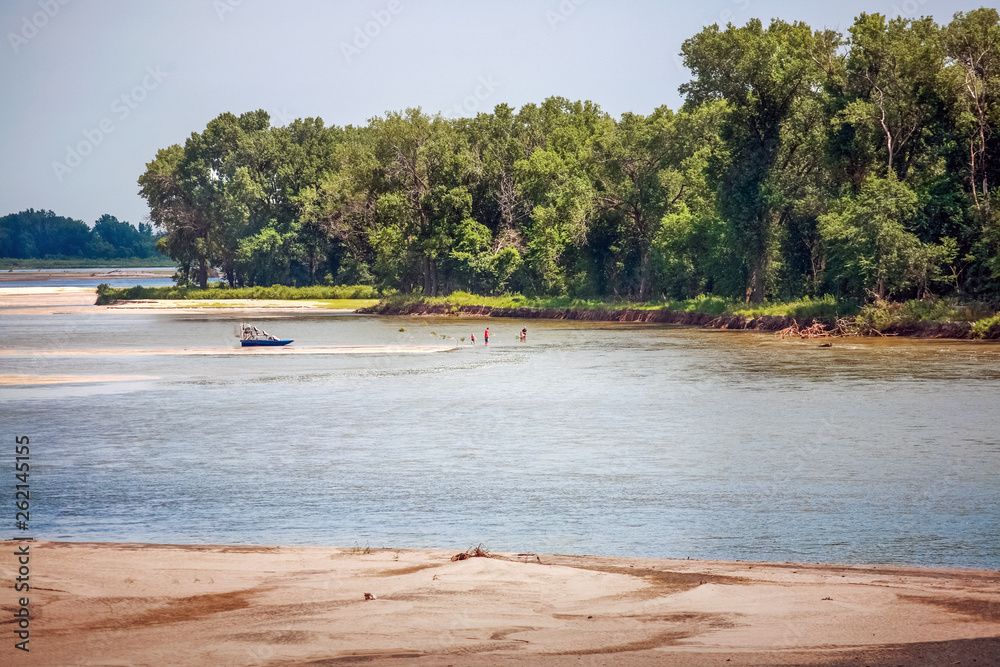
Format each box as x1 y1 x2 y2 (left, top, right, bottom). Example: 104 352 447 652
0 268 175 283
0 542 996 666
0 374 159 386
0 286 355 315
0 287 107 315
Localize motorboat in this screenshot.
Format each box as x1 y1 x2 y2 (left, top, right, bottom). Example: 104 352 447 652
235 323 293 347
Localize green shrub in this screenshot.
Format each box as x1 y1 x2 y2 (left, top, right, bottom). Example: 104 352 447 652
94 284 381 303
971 315 1000 338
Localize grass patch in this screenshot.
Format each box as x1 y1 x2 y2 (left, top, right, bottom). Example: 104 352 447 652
418 291 644 310
319 299 380 309
96 283 382 305
381 291 855 320
856 297 999 334
971 315 1000 338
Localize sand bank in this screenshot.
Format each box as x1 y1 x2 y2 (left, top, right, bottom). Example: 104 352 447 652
0 268 174 283
0 346 456 357
0 287 356 315
105 298 337 310
0 287 105 314
2 542 997 666
0 375 159 386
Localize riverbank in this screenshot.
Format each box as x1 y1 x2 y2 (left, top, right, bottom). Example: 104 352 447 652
361 300 1000 340
5 541 997 666
10 285 1000 340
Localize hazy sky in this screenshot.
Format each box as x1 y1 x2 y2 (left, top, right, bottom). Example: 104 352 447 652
0 0 975 228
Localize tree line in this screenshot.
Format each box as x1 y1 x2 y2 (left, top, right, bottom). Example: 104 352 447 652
140 9 1000 303
0 209 159 260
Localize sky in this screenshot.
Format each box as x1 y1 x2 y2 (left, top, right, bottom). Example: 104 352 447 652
0 0 978 228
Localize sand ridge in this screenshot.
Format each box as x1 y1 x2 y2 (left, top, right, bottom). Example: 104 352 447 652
2 542 998 666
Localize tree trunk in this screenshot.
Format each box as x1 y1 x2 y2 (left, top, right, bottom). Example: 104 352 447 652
638 248 649 301
197 258 208 290
746 254 767 304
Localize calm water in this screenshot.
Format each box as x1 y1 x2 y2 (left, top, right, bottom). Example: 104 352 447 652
2 311 999 569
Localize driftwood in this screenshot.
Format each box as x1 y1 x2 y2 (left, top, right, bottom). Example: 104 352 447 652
775 318 859 339
776 320 831 339
451 543 493 561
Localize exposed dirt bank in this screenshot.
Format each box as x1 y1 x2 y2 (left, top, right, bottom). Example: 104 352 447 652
360 302 1000 339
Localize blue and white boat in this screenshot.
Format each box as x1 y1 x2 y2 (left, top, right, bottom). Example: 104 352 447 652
235 323 293 347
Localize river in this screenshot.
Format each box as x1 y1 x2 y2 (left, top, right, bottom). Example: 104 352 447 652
2 309 998 569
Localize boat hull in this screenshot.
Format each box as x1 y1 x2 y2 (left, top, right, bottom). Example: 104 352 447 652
241 339 293 347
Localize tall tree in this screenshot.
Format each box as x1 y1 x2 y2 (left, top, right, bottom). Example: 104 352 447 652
842 14 947 179
138 144 213 286
591 108 675 299
681 18 824 302
944 8 1000 216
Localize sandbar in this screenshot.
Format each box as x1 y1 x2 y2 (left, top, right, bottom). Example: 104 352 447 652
1 542 997 666
0 346 456 357
0 268 174 283
0 375 159 386
0 286 357 315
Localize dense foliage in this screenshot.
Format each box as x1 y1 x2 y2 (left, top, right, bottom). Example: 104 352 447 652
140 9 1000 304
0 209 159 260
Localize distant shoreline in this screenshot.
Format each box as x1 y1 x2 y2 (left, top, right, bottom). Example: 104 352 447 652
0 268 175 283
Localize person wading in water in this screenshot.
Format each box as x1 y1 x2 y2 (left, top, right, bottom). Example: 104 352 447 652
484 327 489 346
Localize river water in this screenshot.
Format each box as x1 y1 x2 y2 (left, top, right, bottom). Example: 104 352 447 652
2 309 999 569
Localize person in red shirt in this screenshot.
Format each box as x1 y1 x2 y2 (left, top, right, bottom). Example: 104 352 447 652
484 327 489 345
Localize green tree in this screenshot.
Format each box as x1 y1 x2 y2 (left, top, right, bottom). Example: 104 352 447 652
681 18 825 302
818 174 954 298
841 14 947 178
139 144 213 286
368 109 477 294
591 108 674 299
944 8 1000 217
651 101 729 298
